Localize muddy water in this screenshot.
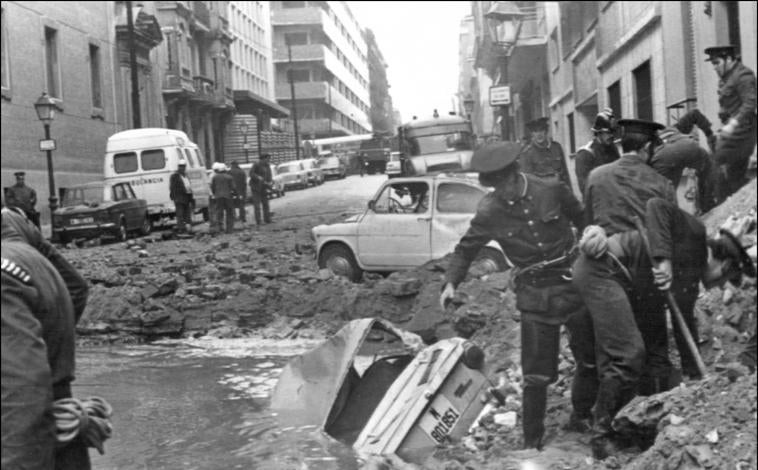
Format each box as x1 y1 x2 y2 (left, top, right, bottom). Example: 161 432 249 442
73 339 363 470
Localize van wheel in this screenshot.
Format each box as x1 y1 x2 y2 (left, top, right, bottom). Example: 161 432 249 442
319 244 363 282
116 220 128 242
472 247 507 274
140 214 153 236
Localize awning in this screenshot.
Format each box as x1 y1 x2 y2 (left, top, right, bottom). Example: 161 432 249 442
233 90 290 118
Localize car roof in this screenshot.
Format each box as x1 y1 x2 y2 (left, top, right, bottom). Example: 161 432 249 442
65 181 106 189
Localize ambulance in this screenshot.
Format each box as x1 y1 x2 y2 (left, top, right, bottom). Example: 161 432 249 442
104 128 211 225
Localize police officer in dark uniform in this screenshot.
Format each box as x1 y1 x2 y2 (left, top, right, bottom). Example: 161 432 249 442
705 45 757 202
5 171 39 228
440 142 594 449
249 154 273 225
575 111 621 197
519 117 571 186
229 161 248 223
2 241 91 469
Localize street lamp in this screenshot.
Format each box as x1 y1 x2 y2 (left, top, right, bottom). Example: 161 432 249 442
485 1 526 141
463 94 475 137
34 91 59 220
239 120 250 164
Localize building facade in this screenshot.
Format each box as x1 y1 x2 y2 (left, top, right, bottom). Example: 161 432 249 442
365 28 393 135
270 0 371 139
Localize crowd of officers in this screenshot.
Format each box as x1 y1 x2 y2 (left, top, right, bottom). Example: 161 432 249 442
440 44 757 459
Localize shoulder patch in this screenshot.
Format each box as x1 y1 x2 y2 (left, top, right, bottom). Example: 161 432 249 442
1 257 32 284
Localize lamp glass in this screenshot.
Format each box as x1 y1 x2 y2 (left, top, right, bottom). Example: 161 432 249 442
488 17 520 46
34 92 56 123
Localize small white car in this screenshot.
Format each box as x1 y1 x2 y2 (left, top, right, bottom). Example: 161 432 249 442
312 174 507 281
276 161 309 190
301 158 325 186
386 151 402 178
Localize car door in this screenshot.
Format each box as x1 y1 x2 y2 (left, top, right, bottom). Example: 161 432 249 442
112 182 138 229
431 181 488 259
356 180 432 268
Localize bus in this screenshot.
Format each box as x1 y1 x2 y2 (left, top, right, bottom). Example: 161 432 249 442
397 115 475 176
303 134 374 161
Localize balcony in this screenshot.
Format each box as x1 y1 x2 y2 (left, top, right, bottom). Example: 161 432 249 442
275 81 329 101
273 43 326 63
191 1 210 28
271 6 325 27
191 75 215 104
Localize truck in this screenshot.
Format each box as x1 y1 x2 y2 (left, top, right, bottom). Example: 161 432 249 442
358 134 392 174
397 115 475 176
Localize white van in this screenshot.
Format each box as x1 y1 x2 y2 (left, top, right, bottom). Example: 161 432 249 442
104 128 211 224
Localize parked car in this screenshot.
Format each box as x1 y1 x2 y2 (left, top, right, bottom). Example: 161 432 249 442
319 153 347 179
386 151 403 178
276 161 308 190
301 158 325 186
52 181 149 244
312 173 508 281
272 318 493 463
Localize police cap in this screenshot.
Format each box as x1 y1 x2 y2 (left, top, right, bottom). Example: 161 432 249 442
705 45 739 62
471 142 522 173
14 171 25 177
717 228 757 284
525 117 549 132
617 118 665 138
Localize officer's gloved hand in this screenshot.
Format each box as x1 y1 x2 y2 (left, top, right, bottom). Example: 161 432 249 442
579 225 608 258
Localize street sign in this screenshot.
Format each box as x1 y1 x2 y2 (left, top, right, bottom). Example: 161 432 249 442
489 86 511 106
39 139 56 151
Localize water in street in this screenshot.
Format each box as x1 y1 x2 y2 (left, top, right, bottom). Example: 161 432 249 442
73 339 364 470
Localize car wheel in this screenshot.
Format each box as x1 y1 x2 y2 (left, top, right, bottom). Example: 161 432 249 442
472 247 507 274
319 244 363 282
140 214 152 236
117 219 128 242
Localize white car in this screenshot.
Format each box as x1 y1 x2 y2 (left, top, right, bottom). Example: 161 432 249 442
276 161 309 190
386 151 402 178
312 174 507 281
301 158 325 186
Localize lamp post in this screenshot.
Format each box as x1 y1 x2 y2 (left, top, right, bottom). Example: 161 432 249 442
34 91 58 221
239 120 249 164
463 94 475 133
485 1 526 141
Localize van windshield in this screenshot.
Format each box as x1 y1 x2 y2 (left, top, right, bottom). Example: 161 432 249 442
405 131 473 156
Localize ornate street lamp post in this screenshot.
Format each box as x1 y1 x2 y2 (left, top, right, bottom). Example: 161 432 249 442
485 1 526 141
239 120 250 164
463 94 475 130
34 91 59 221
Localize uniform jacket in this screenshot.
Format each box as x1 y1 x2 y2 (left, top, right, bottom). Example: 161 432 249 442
210 172 235 199
229 167 247 197
169 171 194 204
718 62 757 127
249 162 272 194
446 173 584 287
519 140 571 185
6 183 37 213
585 153 676 236
2 241 88 470
574 139 620 196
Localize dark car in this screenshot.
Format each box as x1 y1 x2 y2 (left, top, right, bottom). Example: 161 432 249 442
52 181 150 244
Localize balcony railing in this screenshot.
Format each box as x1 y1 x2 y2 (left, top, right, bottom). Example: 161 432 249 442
192 75 214 101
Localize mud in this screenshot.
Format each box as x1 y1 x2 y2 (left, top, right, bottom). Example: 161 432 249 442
69 179 757 469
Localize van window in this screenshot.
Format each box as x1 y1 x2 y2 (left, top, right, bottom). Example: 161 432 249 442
183 148 195 167
113 152 138 173
141 149 166 170
194 148 206 168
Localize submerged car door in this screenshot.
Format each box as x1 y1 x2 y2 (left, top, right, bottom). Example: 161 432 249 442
430 181 488 259
357 180 432 268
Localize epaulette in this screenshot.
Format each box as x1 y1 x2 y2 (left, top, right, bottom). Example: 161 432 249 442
1 257 32 284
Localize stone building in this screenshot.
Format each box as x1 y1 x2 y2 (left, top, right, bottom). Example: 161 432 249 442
365 28 393 135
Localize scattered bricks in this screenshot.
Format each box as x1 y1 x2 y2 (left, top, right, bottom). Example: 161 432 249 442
156 277 179 296
137 250 150 258
213 241 230 250
318 269 333 281
218 265 236 278
290 264 302 273
129 266 142 275
239 270 257 284
205 253 215 262
161 265 182 273
388 277 422 297
116 267 128 276
237 253 251 263
723 287 734 304
294 243 315 255
493 411 518 429
239 233 252 242
256 247 268 254
126 239 137 248
140 284 160 300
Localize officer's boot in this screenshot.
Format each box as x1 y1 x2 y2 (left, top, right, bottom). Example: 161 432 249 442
522 386 547 450
567 365 598 433
590 379 621 460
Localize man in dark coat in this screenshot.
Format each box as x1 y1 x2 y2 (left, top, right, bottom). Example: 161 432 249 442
440 142 593 450
518 117 571 186
229 161 247 223
168 159 194 234
575 111 620 197
5 171 39 228
210 163 235 234
249 154 273 225
705 45 757 202
2 240 91 469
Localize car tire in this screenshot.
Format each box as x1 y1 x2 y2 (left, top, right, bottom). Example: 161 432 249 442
319 244 363 282
140 214 152 236
473 247 507 274
116 219 128 242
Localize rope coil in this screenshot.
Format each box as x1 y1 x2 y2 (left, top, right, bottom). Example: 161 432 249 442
52 396 113 455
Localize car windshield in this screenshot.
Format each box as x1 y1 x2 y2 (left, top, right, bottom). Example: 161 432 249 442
61 185 105 207
278 164 298 174
406 131 473 155
324 157 339 165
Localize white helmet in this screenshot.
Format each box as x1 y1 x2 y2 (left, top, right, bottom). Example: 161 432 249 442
212 162 225 172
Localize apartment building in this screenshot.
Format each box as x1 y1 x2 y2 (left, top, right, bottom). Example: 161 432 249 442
271 0 371 139
365 28 393 135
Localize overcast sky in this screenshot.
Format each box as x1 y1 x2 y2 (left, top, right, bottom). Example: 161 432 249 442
348 1 472 123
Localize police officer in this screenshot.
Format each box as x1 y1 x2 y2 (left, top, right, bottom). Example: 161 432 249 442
249 154 273 225
5 171 39 227
705 45 757 202
229 161 247 223
575 110 621 197
519 117 571 186
210 162 235 234
169 159 194 234
2 240 91 469
440 142 594 449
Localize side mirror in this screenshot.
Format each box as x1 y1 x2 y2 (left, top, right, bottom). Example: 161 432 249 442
368 200 376 211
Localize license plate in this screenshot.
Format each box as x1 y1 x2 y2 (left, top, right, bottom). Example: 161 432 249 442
70 217 94 225
418 394 461 444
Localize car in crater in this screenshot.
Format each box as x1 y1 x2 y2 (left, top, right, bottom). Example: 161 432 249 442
311 173 508 281
52 181 149 244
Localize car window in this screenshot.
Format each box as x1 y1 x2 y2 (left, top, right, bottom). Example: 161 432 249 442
112 184 127 201
113 152 138 173
278 164 294 174
437 183 486 213
62 185 104 206
373 182 429 214
142 149 166 170
124 184 137 199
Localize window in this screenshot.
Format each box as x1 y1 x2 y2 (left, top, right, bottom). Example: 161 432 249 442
45 26 60 98
182 148 196 167
437 183 486 213
633 60 652 120
114 152 138 173
89 44 102 109
1 7 9 91
284 32 308 46
141 149 166 171
112 183 129 201
607 80 621 117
